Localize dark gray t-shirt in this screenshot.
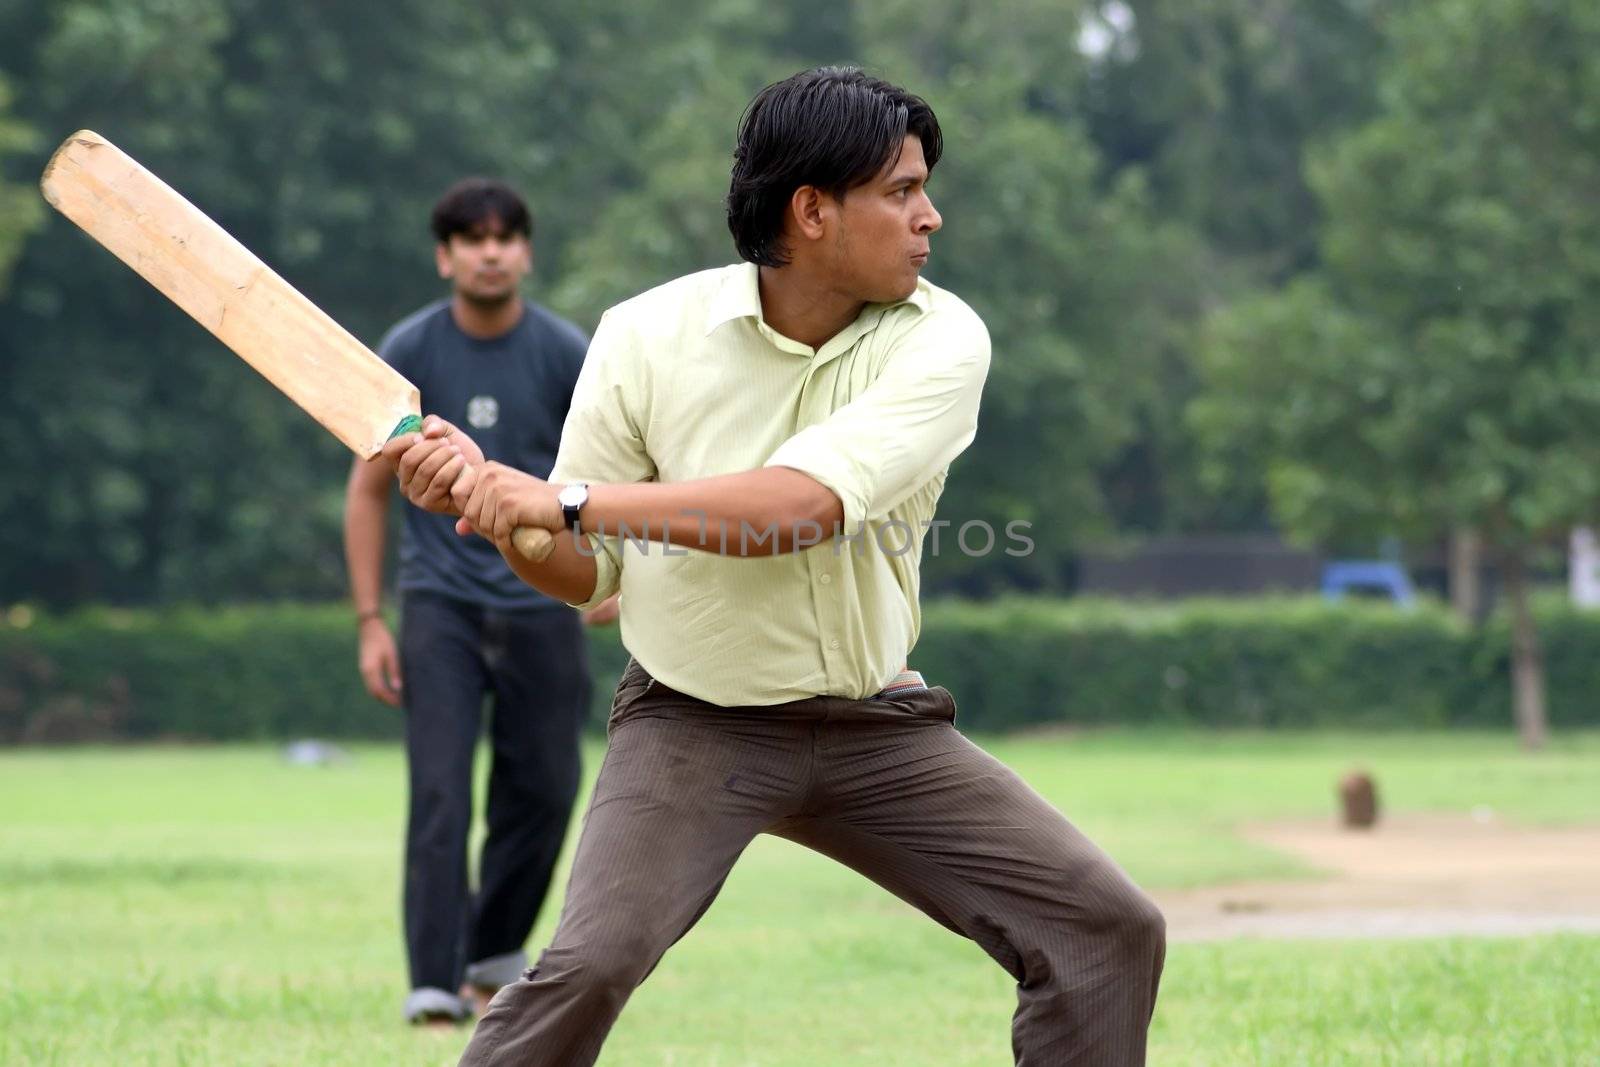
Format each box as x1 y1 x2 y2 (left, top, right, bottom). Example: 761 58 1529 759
379 299 588 611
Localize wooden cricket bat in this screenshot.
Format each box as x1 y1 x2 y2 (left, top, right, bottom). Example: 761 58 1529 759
39 129 553 562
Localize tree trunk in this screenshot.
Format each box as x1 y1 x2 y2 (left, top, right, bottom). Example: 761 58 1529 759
1501 549 1549 751
1449 527 1482 624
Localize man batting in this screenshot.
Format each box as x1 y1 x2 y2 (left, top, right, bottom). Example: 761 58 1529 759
386 66 1165 1066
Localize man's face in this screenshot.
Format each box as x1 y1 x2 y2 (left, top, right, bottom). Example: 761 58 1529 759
828 134 942 303
435 217 531 306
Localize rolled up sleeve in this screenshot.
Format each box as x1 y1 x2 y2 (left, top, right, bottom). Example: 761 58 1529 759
764 307 990 529
567 533 623 612
550 311 657 609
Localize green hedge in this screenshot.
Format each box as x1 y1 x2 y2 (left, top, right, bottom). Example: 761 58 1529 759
919 598 1493 730
2 597 1597 742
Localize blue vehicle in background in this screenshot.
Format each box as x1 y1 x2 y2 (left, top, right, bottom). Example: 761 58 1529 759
1320 560 1417 606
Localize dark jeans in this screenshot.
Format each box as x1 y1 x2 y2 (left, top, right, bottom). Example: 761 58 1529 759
459 660 1165 1066
399 592 591 994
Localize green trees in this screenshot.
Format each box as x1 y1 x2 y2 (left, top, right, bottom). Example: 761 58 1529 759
0 2 580 603
4 0 1596 752
1195 0 1600 747
0 76 40 293
860 1 1211 589
0 0 1224 603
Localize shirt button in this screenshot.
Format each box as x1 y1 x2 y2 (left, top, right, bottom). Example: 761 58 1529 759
819 573 833 586
829 638 841 650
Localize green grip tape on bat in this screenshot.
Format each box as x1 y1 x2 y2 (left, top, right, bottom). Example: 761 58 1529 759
388 415 556 563
389 414 425 439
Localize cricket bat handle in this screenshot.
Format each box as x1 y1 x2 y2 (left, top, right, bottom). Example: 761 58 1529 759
511 526 556 563
386 416 556 563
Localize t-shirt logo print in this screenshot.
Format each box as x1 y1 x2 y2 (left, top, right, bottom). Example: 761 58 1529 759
466 395 500 429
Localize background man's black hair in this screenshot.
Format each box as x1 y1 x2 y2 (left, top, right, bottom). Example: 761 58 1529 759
430 178 534 244
727 67 943 267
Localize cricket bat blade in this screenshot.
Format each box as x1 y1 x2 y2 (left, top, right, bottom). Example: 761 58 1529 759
39 129 554 562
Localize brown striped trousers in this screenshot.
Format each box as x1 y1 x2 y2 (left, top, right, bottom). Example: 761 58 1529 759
458 661 1165 1065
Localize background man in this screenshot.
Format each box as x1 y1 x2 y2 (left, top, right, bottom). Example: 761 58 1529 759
389 69 1165 1064
344 179 613 1025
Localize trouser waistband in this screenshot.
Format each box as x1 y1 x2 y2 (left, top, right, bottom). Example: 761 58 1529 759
875 668 927 696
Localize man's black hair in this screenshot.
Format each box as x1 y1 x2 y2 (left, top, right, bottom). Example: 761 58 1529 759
430 178 534 244
727 67 943 267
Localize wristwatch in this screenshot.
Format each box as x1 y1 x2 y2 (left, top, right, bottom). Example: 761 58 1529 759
557 482 589 531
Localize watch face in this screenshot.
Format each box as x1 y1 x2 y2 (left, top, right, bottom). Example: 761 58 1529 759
558 484 588 508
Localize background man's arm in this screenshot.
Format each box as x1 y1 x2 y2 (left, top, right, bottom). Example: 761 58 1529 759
344 456 402 706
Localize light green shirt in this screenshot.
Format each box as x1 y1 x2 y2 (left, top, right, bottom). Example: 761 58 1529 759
551 263 991 706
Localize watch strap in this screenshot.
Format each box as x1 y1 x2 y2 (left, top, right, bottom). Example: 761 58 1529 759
561 483 588 531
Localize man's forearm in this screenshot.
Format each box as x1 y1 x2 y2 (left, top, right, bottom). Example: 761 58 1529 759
501 525 602 604
343 469 390 616
579 467 844 556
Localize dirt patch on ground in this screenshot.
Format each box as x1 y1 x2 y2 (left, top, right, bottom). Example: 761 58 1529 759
1153 813 1600 941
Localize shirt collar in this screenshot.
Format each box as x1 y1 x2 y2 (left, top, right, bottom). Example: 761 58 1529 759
704 262 931 344
704 262 764 335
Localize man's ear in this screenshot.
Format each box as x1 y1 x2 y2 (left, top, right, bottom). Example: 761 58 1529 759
789 185 830 242
435 242 454 280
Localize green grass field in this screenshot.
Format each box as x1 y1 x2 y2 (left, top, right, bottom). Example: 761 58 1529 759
2 731 1598 1066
